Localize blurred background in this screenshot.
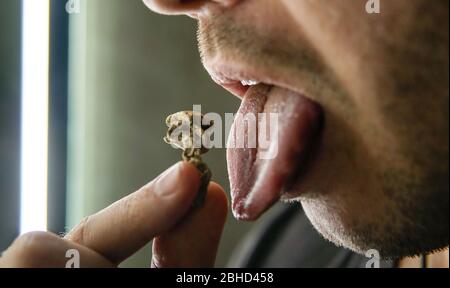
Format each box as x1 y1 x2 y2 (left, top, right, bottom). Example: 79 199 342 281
0 0 279 267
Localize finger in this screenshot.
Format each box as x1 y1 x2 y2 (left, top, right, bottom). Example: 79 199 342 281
152 182 228 268
65 162 201 265
0 232 114 268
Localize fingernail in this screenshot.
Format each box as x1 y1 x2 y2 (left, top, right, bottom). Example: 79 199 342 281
155 162 183 196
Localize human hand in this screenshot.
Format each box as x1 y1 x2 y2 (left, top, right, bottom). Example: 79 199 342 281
0 162 228 268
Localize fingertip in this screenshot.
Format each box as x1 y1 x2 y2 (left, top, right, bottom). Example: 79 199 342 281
178 161 202 190
205 182 229 223
151 182 229 268
153 161 201 200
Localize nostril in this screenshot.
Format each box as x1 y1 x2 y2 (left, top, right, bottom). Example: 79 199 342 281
213 0 241 7
143 0 241 17
142 0 209 16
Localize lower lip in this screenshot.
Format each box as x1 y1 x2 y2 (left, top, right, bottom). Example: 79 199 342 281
222 82 250 98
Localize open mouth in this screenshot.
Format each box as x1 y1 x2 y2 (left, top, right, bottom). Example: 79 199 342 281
207 64 324 221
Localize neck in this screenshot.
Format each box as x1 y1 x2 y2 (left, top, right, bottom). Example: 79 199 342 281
398 248 449 268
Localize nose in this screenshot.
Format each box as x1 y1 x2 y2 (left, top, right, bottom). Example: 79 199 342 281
143 0 239 18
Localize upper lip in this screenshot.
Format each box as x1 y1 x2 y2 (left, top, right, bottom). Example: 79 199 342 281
204 58 305 99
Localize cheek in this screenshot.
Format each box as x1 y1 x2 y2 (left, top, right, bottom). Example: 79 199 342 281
297 108 379 198
295 108 392 240
237 0 297 37
280 0 398 117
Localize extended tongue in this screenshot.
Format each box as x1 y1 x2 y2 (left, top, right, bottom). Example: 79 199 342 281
227 85 323 221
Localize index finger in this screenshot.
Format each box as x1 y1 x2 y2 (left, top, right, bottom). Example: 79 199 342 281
65 162 200 264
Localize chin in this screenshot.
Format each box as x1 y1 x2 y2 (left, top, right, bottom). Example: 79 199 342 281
299 168 449 259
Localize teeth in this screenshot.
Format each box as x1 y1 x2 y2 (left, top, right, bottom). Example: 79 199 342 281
241 80 260 86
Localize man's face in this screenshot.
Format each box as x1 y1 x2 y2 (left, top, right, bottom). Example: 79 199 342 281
144 0 449 258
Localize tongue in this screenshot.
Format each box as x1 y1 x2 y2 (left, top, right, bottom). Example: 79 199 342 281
227 85 323 221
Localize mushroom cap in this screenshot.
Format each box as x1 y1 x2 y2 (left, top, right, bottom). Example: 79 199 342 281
164 111 213 155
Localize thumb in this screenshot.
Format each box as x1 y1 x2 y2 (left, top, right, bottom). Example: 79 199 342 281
152 182 228 268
